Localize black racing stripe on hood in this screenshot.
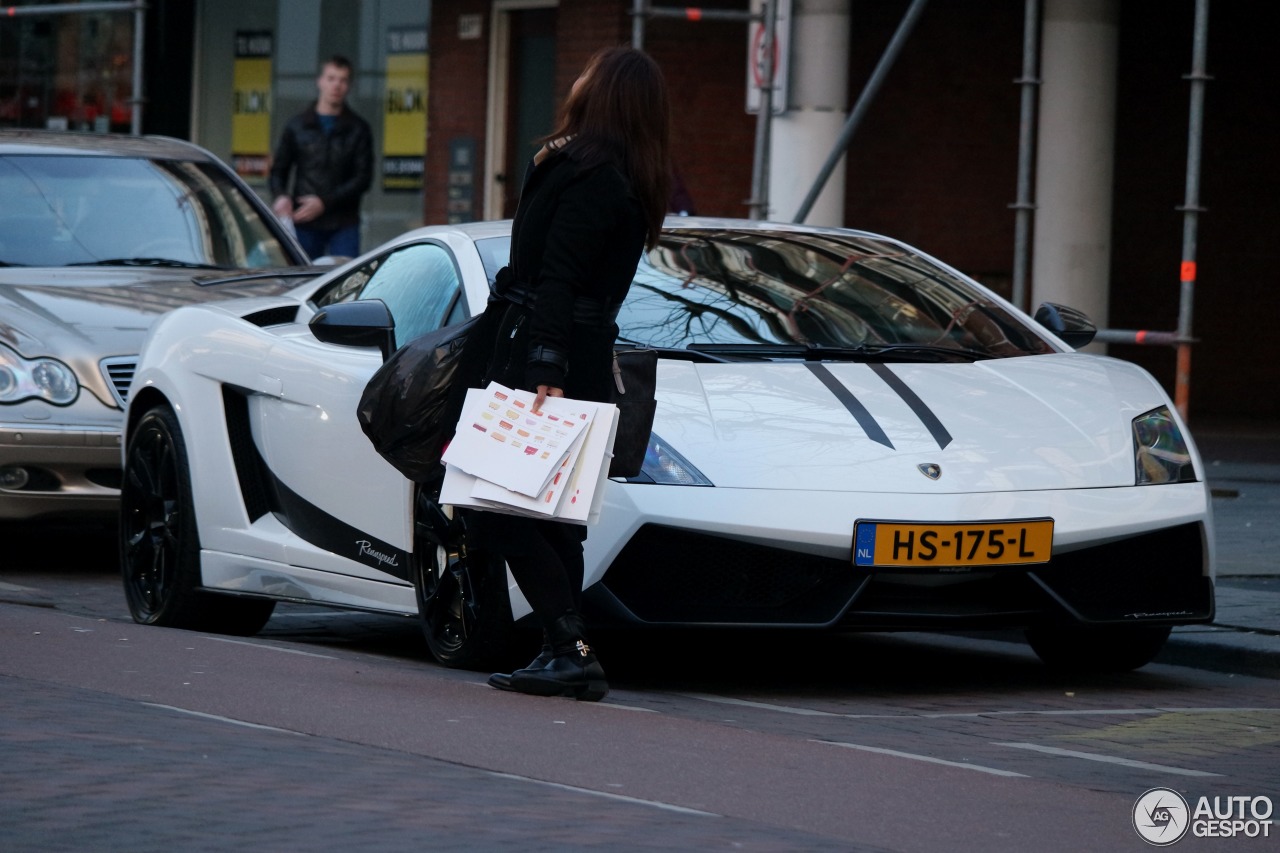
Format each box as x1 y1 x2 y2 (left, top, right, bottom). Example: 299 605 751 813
868 362 954 450
804 363 894 448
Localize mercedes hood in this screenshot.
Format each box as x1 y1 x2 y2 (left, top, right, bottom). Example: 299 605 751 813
0 267 314 358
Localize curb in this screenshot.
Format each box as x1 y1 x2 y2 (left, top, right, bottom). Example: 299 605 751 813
1161 627 1280 680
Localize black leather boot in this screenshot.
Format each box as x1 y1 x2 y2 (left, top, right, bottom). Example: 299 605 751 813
508 613 608 701
487 641 553 691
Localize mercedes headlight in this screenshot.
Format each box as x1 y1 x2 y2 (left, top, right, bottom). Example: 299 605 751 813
622 432 713 485
0 344 80 406
1133 406 1195 485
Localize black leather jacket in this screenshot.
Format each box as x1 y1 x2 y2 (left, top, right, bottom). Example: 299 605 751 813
485 150 647 400
269 105 373 230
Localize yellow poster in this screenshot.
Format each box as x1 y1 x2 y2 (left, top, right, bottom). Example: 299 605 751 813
383 27 428 192
232 31 273 182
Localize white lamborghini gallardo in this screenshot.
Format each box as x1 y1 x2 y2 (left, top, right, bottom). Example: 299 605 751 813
119 219 1214 672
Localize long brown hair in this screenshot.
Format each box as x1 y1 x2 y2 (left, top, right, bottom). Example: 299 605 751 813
542 47 671 249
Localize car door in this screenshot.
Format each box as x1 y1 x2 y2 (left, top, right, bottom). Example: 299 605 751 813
252 240 471 583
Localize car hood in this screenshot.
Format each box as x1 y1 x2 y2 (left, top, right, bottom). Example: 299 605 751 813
0 267 313 358
653 354 1183 493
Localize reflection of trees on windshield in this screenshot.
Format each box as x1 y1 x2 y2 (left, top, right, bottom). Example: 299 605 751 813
624 277 774 345
616 229 1050 357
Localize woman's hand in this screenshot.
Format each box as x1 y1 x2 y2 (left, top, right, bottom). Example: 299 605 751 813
533 385 564 414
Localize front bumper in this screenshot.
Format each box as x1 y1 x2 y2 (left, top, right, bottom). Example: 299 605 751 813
0 422 123 520
583 481 1215 630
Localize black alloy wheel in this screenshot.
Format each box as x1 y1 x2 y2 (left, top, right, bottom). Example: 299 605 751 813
119 404 273 635
412 500 514 669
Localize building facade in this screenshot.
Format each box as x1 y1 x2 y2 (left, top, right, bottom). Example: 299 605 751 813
425 0 1280 423
1 0 1276 422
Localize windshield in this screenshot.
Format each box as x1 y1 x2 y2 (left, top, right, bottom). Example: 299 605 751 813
0 154 295 269
621 230 1051 359
476 229 1051 360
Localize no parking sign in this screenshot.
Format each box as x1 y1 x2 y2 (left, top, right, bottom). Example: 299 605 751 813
746 0 790 115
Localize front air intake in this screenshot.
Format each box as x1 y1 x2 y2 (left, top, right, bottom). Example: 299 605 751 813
100 357 137 408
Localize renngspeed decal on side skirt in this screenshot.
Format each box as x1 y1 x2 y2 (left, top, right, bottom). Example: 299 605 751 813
266 472 411 581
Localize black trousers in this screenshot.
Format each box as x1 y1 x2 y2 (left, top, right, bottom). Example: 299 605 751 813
468 512 586 630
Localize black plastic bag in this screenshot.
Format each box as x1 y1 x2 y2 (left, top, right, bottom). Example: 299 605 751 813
357 302 502 482
607 348 657 478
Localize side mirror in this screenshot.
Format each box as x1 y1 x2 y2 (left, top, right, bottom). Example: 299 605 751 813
1033 302 1097 348
309 299 396 361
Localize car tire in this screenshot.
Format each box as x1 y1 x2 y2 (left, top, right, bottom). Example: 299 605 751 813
1025 623 1172 672
413 503 514 670
120 404 275 636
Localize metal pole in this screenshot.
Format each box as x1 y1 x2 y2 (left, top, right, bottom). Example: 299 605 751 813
747 0 776 220
793 0 928 224
1174 0 1210 420
131 0 146 135
632 0 645 49
644 7 760 22
0 1 139 13
1010 0 1040 312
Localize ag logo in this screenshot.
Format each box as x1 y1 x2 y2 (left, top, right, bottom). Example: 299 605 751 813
917 463 941 480
1134 787 1190 845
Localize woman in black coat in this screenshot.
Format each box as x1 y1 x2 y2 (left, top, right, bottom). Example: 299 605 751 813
479 47 671 701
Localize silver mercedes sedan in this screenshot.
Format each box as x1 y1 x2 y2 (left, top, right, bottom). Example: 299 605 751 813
0 130 318 521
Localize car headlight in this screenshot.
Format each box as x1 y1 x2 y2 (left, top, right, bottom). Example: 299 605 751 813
1133 406 1195 485
621 431 714 485
0 344 80 406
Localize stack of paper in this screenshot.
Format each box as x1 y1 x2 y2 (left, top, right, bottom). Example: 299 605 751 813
439 382 619 525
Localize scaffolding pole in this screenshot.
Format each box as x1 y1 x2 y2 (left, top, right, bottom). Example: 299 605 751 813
792 0 927 224
1174 0 1210 420
746 0 776 219
1092 2 1209 423
1010 0 1040 312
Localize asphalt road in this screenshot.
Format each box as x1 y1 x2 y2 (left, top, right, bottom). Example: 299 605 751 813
2 523 1278 852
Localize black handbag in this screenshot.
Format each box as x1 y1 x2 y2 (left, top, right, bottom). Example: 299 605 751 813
607 348 658 478
356 300 503 482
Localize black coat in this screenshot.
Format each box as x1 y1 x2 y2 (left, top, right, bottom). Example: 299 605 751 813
486 150 648 403
269 106 373 230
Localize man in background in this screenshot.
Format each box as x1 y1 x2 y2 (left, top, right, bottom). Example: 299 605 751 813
270 55 373 259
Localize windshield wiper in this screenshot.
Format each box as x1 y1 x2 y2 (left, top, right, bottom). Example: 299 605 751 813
614 337 735 363
687 342 991 362
198 268 325 286
850 343 991 361
0 260 28 267
67 257 231 270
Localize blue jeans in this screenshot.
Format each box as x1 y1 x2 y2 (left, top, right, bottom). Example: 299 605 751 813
295 223 360 260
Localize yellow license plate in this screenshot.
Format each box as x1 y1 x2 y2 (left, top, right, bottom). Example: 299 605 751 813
853 519 1054 568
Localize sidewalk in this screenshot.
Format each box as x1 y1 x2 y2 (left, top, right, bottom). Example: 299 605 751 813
1160 419 1280 676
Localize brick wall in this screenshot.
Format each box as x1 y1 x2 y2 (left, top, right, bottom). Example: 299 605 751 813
1108 2 1280 420
642 7 756 219
424 0 1279 420
426 0 755 224
424 0 492 226
838 0 1024 294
